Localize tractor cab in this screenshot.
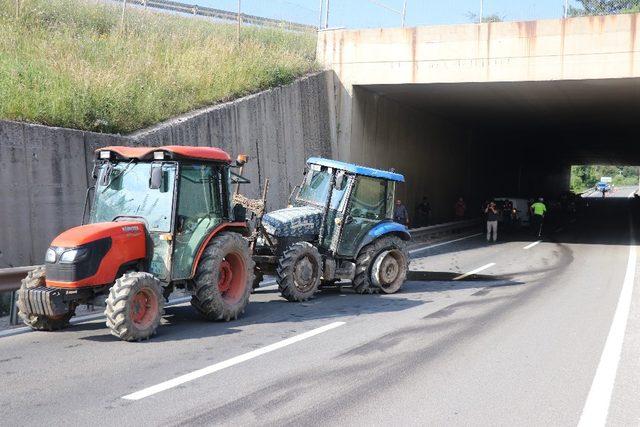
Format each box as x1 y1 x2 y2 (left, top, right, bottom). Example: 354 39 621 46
18 145 255 341
254 157 410 301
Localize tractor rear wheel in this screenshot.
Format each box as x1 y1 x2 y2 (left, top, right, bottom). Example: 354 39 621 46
191 232 254 321
105 272 164 341
353 236 408 294
17 266 75 331
276 242 322 302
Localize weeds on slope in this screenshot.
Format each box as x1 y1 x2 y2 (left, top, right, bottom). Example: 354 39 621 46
0 0 317 133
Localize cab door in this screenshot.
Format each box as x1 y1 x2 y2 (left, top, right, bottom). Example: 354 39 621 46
320 172 353 252
336 176 390 258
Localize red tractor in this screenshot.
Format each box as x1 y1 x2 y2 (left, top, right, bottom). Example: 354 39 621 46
17 146 255 341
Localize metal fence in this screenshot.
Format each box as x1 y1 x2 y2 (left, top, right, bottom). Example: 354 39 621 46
120 0 316 32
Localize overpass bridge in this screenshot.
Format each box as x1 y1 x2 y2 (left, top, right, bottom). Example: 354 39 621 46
317 13 640 218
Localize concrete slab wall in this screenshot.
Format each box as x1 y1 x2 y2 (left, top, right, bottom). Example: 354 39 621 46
351 87 492 223
0 71 336 267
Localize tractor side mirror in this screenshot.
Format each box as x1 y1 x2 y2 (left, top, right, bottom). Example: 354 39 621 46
99 163 113 187
150 164 163 190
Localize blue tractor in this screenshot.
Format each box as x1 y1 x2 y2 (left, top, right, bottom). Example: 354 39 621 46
251 158 410 301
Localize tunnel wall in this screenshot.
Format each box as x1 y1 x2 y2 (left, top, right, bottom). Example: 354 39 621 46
0 71 336 268
350 87 493 224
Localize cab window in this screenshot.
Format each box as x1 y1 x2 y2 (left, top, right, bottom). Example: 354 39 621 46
349 176 387 220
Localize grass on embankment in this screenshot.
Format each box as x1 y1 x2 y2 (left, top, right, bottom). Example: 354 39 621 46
0 0 317 133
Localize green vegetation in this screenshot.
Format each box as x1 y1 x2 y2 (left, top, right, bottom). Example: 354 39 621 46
0 0 317 133
570 165 640 192
569 0 640 16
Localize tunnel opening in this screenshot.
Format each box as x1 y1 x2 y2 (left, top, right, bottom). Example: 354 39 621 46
351 78 640 225
571 165 640 199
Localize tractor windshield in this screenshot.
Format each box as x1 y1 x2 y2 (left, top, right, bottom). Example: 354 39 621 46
296 167 332 206
91 162 176 232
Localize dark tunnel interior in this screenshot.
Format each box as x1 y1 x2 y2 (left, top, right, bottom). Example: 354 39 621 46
353 78 640 222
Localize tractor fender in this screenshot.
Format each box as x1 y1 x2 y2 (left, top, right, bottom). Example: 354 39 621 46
354 221 411 256
190 221 250 278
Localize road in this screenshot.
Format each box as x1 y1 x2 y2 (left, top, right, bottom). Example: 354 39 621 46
583 185 638 198
1 200 639 426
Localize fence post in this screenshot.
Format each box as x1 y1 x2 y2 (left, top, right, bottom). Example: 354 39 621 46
237 0 242 45
9 291 19 326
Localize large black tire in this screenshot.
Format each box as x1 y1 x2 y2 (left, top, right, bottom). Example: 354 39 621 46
17 266 75 331
191 232 254 321
353 235 408 294
105 272 164 342
276 242 322 302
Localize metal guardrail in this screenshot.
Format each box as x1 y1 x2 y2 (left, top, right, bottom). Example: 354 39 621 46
0 219 480 325
409 218 482 241
0 220 481 294
123 0 317 32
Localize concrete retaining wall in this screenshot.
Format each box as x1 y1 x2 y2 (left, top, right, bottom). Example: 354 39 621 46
0 71 336 268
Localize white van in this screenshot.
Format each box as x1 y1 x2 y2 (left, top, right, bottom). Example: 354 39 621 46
493 197 531 227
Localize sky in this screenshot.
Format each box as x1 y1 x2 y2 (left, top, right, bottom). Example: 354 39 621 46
190 0 580 28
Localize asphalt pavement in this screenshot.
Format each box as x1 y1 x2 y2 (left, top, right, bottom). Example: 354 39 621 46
1 199 639 426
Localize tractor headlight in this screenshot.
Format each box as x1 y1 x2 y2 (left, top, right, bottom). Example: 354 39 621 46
59 247 89 264
45 248 57 263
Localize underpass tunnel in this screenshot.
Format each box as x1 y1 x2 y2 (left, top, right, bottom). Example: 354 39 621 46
350 78 640 224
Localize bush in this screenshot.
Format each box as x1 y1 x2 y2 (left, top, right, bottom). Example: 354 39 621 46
0 0 317 133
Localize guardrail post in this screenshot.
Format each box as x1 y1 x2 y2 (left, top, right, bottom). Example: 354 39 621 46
9 290 19 326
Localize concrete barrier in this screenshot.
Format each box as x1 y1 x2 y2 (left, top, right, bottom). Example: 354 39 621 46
0 71 336 267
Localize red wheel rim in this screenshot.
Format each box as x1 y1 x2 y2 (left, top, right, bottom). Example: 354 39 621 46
217 252 246 304
129 288 158 329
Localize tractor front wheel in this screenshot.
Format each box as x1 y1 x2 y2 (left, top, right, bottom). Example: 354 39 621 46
353 236 408 294
276 242 322 302
191 232 254 321
105 272 164 341
17 266 75 331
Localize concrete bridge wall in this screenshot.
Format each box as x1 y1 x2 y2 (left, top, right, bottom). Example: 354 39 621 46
0 72 336 268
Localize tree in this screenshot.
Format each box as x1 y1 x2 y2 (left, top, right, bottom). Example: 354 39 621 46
466 12 504 23
568 0 640 17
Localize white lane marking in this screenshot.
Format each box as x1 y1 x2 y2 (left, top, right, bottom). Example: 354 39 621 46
452 263 496 281
578 243 637 426
122 321 346 401
409 233 482 255
523 240 541 250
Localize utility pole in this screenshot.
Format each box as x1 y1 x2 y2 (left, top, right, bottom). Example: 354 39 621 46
325 0 330 29
401 0 407 27
479 0 483 23
318 0 324 29
237 0 242 46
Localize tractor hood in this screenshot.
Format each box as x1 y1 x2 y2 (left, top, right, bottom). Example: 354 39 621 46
262 206 323 238
51 221 145 247
46 221 147 288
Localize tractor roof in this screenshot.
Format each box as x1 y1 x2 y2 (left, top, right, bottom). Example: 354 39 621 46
307 157 404 182
96 146 231 163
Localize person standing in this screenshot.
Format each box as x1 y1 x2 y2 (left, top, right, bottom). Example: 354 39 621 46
485 201 499 242
415 196 431 227
530 197 547 237
454 197 466 220
394 199 410 227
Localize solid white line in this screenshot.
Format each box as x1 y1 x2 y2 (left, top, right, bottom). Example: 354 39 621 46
578 243 637 426
408 233 482 255
452 262 496 281
122 321 346 401
523 240 541 250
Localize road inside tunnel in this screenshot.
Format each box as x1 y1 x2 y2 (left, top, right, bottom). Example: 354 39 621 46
351 78 640 224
